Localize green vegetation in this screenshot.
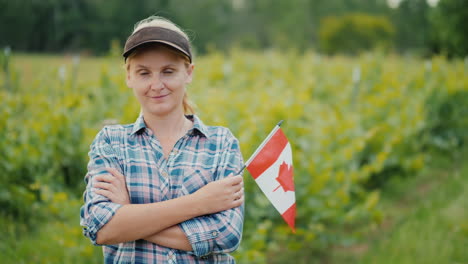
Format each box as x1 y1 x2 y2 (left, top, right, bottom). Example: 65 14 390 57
319 13 395 54
429 0 468 57
1 51 467 263
1 193 102 263
332 148 468 264
1 148 466 263
0 0 466 56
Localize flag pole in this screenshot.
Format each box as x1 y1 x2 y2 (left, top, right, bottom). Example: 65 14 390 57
236 120 284 175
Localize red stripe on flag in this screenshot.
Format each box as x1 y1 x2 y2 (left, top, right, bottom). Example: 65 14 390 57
246 128 288 179
281 203 296 233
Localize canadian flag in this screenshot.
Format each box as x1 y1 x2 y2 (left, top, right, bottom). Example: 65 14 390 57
245 122 296 232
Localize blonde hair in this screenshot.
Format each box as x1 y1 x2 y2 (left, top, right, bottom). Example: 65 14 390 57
133 16 189 40
126 16 195 115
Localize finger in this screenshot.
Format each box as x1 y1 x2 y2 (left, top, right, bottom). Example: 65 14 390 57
238 179 244 187
94 174 115 183
106 168 124 181
110 168 128 187
96 189 114 200
232 196 244 207
231 176 244 187
94 174 105 182
231 181 243 193
233 187 244 200
230 175 243 186
95 182 118 194
94 181 113 190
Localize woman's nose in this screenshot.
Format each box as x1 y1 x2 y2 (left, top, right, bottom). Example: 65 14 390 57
150 76 164 90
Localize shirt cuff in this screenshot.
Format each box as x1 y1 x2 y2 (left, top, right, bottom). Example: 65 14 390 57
81 202 123 245
180 216 219 257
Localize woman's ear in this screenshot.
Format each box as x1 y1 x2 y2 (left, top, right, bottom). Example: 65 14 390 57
126 70 132 88
185 64 195 84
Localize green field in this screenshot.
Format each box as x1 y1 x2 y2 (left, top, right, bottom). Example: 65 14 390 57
1 51 467 263
332 148 468 264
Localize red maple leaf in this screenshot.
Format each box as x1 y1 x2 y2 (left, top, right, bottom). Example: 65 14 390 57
274 161 294 192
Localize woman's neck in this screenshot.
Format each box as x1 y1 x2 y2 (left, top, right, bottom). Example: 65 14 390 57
142 109 192 140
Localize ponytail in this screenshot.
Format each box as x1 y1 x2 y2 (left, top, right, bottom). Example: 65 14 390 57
183 92 195 115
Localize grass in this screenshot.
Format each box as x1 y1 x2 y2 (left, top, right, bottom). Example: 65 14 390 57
332 148 468 263
8 53 122 92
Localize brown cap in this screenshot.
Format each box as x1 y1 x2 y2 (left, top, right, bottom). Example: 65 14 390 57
123 27 192 62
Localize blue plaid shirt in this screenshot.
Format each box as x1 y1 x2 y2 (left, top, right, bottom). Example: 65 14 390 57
80 114 244 263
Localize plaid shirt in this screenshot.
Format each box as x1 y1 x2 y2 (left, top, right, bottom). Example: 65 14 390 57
80 114 244 264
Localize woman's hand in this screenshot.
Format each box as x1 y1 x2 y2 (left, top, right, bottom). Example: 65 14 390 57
192 174 244 215
94 168 131 205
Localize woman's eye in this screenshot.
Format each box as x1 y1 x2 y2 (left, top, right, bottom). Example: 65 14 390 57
163 69 174 74
139 71 149 76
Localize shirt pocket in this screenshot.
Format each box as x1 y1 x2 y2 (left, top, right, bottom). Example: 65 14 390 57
125 159 167 204
180 167 214 195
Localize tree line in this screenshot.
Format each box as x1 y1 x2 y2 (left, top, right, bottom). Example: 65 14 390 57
0 0 466 57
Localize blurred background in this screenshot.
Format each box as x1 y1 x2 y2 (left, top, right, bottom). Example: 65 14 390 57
1 0 467 56
0 0 467 263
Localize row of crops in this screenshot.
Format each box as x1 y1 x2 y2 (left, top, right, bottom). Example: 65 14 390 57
1 49 467 262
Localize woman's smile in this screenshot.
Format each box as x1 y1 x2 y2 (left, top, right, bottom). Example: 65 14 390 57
149 94 169 100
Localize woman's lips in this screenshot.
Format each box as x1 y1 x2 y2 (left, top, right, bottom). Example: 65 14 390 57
150 94 168 99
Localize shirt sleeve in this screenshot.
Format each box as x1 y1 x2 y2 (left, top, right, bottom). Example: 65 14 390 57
79 127 124 245
180 133 244 257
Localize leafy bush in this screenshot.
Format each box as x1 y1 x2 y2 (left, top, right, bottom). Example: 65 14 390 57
319 13 395 55
429 0 468 57
423 89 468 154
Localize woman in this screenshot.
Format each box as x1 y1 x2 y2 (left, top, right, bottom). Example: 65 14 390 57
80 16 244 263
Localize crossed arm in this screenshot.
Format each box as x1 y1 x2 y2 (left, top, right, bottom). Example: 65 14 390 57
92 168 243 250
80 128 244 256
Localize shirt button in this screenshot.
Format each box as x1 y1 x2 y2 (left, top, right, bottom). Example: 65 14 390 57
212 231 218 237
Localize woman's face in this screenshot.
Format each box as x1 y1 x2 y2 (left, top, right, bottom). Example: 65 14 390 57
126 46 193 118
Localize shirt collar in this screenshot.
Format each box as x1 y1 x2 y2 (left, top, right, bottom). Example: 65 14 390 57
130 114 210 138
187 115 210 138
130 114 147 136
